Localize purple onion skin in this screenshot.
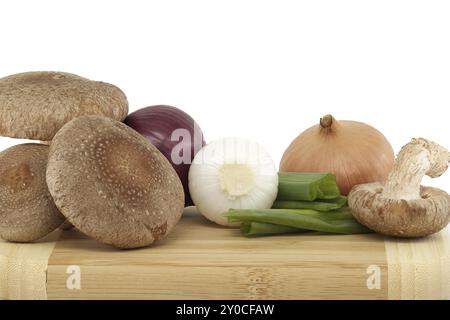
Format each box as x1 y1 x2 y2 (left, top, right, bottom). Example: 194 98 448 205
124 105 205 207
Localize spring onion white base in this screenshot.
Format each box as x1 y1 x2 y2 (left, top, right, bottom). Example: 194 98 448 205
188 138 278 227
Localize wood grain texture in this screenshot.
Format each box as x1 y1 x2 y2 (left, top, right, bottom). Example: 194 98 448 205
0 230 60 300
47 209 390 299
1 208 448 300
385 227 450 300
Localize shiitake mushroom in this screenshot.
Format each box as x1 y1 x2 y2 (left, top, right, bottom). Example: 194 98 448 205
349 138 450 237
0 71 128 141
46 116 185 249
0 144 65 242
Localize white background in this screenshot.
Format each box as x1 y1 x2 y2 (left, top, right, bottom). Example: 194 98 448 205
0 0 449 189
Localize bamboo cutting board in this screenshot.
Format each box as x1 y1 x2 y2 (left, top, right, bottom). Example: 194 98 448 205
1 208 449 300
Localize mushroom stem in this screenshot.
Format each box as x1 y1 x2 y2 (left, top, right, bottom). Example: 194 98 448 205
382 138 450 200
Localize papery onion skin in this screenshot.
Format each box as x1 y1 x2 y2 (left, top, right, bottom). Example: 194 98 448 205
124 105 205 206
189 138 279 227
280 115 395 196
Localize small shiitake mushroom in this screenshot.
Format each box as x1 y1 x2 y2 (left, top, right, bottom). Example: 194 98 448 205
0 144 65 242
0 71 128 141
348 138 450 238
46 116 185 249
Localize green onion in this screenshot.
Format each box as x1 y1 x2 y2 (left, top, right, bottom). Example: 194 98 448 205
239 209 353 237
277 172 341 201
240 221 304 237
272 196 347 211
224 208 372 235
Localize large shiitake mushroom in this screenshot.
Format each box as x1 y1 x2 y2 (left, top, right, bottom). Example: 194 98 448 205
349 138 450 237
0 144 65 242
0 71 128 141
46 116 185 249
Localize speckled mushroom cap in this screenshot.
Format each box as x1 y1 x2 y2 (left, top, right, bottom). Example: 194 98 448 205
0 144 65 242
0 71 128 141
46 115 185 249
348 183 450 237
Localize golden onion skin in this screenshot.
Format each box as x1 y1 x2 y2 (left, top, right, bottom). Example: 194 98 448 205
280 115 395 195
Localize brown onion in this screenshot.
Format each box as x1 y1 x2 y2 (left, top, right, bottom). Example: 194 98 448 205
280 114 395 195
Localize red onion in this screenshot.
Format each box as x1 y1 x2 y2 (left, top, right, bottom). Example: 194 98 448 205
124 105 205 206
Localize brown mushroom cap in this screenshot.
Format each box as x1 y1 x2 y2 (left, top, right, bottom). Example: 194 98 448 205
348 183 450 237
0 143 65 242
46 116 185 249
0 71 128 141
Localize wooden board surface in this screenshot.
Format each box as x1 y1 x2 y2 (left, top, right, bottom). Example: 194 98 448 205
43 208 450 299
1 208 449 300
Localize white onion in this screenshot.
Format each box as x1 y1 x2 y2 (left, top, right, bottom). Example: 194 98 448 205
188 138 278 227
